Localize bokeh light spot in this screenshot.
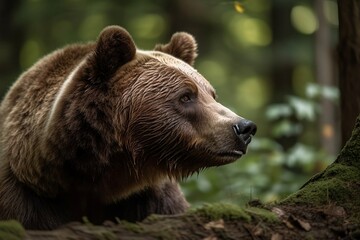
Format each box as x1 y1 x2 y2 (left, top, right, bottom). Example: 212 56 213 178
197 60 227 87
129 14 167 40
291 5 318 34
235 76 269 109
228 15 272 47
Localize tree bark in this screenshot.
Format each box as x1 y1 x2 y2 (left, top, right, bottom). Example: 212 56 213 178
338 0 360 146
315 0 339 155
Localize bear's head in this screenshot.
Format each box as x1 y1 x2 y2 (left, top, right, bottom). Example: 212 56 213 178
46 26 256 190
84 26 257 178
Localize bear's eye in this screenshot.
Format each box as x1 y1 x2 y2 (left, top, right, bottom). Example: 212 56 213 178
180 94 192 103
212 92 217 100
210 90 217 100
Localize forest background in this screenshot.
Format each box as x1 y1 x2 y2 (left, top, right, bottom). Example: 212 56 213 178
0 0 340 206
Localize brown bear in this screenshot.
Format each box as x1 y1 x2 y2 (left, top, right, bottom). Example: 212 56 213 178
0 26 256 230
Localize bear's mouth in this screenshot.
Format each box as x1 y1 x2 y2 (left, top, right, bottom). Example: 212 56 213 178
217 150 244 158
211 150 245 165
204 150 244 166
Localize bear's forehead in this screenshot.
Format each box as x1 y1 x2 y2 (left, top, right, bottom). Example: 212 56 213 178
137 50 215 94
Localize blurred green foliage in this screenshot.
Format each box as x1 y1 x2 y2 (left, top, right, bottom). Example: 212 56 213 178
0 0 339 205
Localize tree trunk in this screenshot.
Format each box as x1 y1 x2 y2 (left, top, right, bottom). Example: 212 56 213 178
314 0 339 156
338 0 360 146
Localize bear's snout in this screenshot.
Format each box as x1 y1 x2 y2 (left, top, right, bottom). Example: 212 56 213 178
233 119 257 146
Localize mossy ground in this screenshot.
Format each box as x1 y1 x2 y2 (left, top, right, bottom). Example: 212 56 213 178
190 203 252 222
0 220 25 240
1 200 358 239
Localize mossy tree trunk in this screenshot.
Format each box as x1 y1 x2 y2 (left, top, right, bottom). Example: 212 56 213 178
338 0 360 146
281 116 360 220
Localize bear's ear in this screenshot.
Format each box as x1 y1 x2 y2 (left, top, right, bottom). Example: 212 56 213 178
154 32 198 66
87 26 136 84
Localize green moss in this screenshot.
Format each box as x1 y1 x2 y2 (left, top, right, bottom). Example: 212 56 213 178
95 230 116 240
81 225 116 240
281 160 360 223
140 218 181 240
191 203 251 222
119 220 143 233
337 116 360 168
143 214 161 223
282 161 360 206
0 220 25 240
323 164 360 182
282 178 351 205
244 207 279 223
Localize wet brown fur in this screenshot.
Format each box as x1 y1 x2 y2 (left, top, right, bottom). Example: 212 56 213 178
0 26 245 229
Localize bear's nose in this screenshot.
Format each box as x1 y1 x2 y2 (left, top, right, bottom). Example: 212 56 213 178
233 120 257 145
